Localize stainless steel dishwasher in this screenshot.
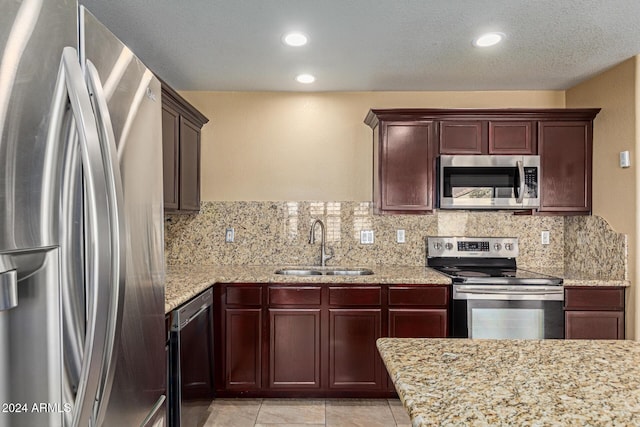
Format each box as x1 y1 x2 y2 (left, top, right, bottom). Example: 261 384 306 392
168 288 215 427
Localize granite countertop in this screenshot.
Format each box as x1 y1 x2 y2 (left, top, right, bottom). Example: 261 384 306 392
165 264 450 313
165 264 629 314
377 338 640 426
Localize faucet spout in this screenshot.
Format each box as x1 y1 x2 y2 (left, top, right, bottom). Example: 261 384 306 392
309 219 332 267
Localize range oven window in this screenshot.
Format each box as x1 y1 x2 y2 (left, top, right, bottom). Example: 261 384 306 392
452 299 564 339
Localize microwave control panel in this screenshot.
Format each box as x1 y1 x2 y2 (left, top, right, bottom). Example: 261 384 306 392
524 167 538 197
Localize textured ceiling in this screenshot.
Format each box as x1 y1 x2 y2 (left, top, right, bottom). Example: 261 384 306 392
79 0 640 92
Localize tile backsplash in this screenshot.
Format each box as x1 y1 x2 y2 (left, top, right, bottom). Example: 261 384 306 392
165 201 626 279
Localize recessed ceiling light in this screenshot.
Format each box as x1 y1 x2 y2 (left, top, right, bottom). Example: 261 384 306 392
473 32 505 47
296 74 315 84
283 32 308 47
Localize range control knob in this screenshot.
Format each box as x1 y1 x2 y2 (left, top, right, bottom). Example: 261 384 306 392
433 242 442 250
493 243 502 251
444 242 454 250
504 243 514 251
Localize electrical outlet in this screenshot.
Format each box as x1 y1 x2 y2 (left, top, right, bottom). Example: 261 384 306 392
360 230 374 244
541 230 550 245
225 227 235 243
396 229 405 243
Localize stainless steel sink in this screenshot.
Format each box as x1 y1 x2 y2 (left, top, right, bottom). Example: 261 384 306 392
274 267 374 276
274 268 322 276
324 268 374 276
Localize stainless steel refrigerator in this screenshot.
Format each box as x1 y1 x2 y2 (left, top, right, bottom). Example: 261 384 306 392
0 1 166 426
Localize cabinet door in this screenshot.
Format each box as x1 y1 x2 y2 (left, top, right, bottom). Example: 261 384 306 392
162 104 180 211
439 121 485 154
538 121 592 213
269 309 321 389
379 121 434 212
225 308 262 389
329 309 383 390
388 309 448 338
489 121 535 154
565 311 624 339
179 117 201 211
564 287 625 311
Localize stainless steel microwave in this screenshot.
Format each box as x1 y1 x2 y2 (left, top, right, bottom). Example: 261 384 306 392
439 155 541 209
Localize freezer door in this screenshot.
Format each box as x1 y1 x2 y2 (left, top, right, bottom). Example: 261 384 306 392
80 7 166 426
0 0 77 251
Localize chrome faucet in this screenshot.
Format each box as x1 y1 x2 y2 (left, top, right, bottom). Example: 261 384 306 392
309 219 333 267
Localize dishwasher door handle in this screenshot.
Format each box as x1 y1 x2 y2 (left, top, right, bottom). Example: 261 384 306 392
179 304 210 330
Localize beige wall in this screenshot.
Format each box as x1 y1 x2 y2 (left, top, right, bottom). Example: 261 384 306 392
566 57 638 339
181 91 564 201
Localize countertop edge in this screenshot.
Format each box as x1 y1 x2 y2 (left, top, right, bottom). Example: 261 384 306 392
165 265 630 314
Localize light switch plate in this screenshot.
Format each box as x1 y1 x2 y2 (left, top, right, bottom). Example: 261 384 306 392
620 150 631 168
396 229 405 243
360 230 374 244
225 227 235 243
541 230 550 245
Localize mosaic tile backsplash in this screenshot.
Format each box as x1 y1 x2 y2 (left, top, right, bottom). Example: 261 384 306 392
165 201 625 277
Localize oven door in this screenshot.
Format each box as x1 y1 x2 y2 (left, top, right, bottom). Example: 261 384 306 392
451 284 564 339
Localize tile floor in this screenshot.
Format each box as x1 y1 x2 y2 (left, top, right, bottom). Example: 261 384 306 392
203 398 412 427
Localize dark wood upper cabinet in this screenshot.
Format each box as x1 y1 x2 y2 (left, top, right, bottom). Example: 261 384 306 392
162 104 180 210
366 113 435 214
161 83 209 214
489 120 536 154
538 120 593 213
365 109 600 215
439 121 485 154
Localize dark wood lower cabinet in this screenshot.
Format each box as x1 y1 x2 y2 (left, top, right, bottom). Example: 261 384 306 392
225 308 262 389
565 311 624 339
214 283 449 397
269 309 321 388
564 287 625 339
329 309 383 390
388 309 448 338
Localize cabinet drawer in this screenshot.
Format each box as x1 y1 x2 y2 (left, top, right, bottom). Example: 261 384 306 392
226 285 262 306
269 287 322 305
564 287 624 311
329 287 381 306
388 286 449 306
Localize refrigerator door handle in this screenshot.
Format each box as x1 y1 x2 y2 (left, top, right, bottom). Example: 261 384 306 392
84 59 127 427
52 46 114 427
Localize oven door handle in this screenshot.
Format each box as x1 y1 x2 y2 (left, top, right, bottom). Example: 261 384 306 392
457 288 564 295
516 160 525 203
454 286 565 301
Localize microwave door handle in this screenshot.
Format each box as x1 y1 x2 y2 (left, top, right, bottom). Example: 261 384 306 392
516 160 525 203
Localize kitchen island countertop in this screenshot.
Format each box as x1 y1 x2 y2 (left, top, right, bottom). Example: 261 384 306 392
377 337 640 426
165 264 629 314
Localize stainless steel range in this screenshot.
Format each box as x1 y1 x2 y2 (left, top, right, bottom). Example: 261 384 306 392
427 237 565 339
